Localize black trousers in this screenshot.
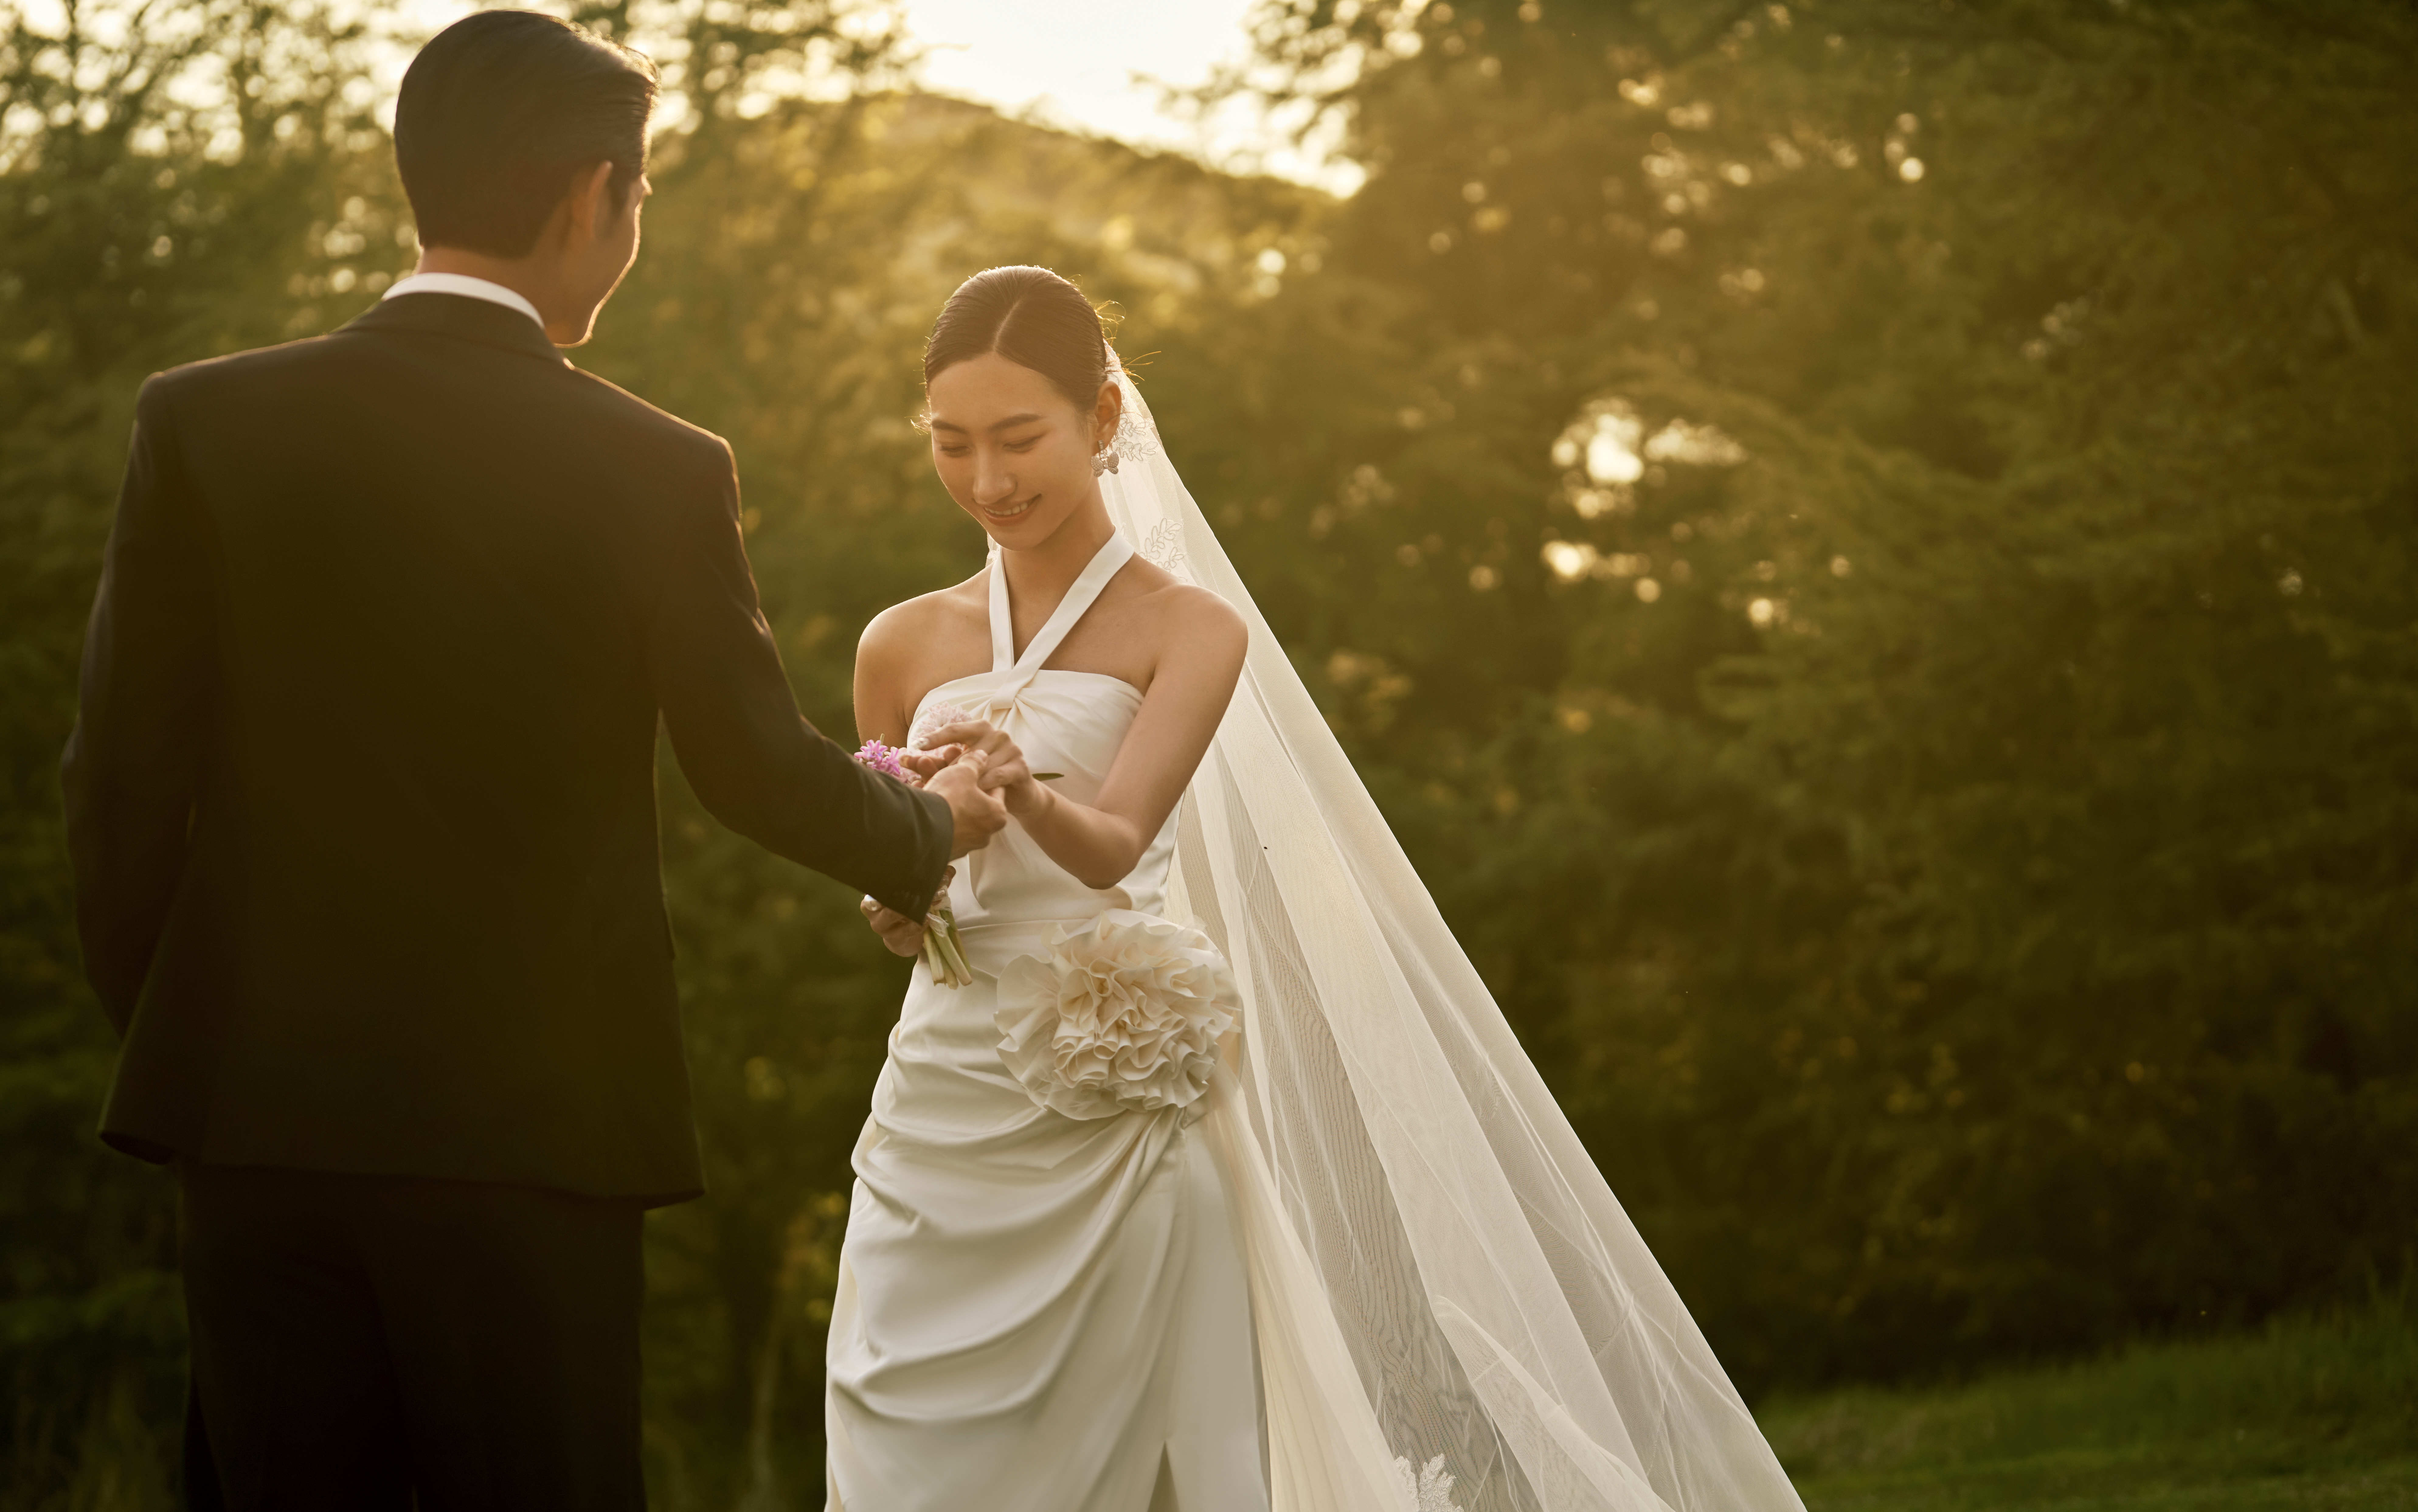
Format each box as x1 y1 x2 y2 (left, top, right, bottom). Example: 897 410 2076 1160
177 1164 646 1511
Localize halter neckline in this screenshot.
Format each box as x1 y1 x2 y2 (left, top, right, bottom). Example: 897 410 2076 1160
989 533 1136 676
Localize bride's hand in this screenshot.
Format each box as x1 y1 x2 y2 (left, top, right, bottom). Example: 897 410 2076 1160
858 895 925 957
917 719 1041 817
896 744 958 786
859 866 953 958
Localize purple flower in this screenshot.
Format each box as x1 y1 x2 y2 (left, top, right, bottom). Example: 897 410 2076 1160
854 739 905 780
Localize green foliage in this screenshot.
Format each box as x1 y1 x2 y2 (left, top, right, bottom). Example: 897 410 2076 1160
3 0 2413 1504
1215 0 2418 1389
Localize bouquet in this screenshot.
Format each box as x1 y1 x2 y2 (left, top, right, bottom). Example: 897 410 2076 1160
854 736 976 988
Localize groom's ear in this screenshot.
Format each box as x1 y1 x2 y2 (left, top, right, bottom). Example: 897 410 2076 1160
563 161 620 244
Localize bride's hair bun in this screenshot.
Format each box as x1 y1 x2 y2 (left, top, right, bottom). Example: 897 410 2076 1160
924 266 1128 411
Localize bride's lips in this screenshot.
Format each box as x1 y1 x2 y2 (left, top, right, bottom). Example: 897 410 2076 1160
981 493 1040 521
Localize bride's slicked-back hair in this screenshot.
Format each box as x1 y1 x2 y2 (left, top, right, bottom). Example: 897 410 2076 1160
924 267 1123 412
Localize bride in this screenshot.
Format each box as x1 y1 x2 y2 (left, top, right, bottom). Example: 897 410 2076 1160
829 267 1805 1512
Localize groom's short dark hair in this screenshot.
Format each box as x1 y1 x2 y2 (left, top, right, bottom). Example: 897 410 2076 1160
395 11 658 258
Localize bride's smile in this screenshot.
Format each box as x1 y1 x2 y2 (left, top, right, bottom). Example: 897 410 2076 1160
924 348 1123 551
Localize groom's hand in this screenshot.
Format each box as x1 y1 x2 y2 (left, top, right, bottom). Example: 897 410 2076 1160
927 750 1006 859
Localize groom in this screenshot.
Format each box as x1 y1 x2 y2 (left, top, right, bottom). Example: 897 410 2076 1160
59 11 1002 1508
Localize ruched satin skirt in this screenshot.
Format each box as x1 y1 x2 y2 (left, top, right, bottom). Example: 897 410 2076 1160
823 957 1266 1512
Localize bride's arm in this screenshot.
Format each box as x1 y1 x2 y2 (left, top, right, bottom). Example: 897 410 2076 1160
925 587 1246 891
853 600 926 749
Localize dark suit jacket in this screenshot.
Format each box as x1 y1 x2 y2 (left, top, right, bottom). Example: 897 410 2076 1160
61 292 951 1206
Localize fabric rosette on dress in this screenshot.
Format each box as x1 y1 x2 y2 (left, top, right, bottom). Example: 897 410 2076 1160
992 909 1238 1122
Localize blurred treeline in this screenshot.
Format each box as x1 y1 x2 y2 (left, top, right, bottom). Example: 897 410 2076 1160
3 0 2413 1505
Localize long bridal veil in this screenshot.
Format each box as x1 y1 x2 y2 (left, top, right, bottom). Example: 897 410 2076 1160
1094 357 1805 1512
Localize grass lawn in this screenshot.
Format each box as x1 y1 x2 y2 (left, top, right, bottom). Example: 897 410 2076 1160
1757 1292 2417 1511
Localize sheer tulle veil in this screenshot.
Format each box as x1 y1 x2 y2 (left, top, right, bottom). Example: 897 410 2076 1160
1092 354 1805 1512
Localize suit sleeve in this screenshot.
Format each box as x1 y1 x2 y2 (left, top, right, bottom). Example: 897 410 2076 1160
61 376 217 1035
646 440 952 919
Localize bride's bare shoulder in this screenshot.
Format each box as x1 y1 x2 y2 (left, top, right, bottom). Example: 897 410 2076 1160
1125 561 1245 669
858 569 989 663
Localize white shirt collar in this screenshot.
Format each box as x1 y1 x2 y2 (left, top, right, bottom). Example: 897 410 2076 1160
382 272 546 333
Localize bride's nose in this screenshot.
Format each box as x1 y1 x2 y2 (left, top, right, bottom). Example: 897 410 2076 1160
972 453 1019 508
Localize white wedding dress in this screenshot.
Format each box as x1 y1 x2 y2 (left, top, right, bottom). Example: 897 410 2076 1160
824 534 1267 1512
826 356 1807 1512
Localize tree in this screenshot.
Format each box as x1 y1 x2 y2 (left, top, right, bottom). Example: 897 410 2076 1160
1214 0 2418 1386
6 0 2412 1501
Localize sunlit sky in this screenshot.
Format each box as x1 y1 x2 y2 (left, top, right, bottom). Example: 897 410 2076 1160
897 0 1354 190
344 0 1353 192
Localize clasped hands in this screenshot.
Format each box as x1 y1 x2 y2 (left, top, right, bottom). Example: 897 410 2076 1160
862 717 1043 958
